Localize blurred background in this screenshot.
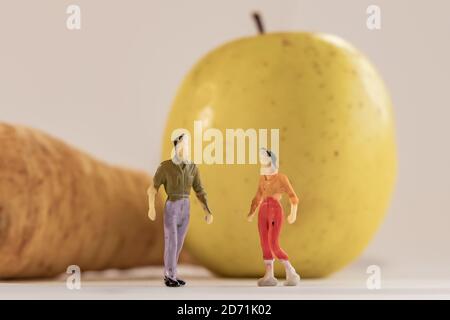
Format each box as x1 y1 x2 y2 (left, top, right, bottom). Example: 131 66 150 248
0 0 449 282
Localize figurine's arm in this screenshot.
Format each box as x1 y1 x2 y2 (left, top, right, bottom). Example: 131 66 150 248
148 164 164 221
147 186 157 221
248 176 263 222
192 165 213 224
282 174 299 224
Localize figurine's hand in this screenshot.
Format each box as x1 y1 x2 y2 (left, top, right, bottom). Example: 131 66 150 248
148 206 156 221
287 204 298 224
205 213 213 224
147 186 156 221
247 212 255 222
287 213 296 224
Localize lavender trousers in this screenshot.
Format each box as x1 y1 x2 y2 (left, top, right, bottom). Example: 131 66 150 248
164 198 190 279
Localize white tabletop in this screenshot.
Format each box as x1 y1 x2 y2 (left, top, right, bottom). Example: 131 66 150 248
1 258 450 300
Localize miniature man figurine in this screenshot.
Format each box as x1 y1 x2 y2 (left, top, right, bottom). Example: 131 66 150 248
248 148 301 286
147 133 213 287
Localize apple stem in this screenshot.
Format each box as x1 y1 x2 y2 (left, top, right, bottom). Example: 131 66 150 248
252 12 265 34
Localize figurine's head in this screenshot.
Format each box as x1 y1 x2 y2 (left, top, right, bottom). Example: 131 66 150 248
172 133 189 163
259 148 278 175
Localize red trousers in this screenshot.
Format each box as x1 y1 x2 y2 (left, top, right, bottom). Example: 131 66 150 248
258 197 289 260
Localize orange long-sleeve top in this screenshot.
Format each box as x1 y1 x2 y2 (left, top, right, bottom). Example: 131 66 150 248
250 173 299 214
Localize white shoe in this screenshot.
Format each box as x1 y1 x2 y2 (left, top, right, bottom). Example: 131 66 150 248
257 275 278 287
284 271 300 286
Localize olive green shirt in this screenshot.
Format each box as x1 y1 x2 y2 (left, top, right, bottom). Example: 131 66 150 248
153 159 209 210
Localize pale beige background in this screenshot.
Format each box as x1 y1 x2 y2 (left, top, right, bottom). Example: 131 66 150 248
0 0 449 282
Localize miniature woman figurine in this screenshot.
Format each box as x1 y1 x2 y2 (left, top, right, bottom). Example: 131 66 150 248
147 133 213 287
248 148 301 286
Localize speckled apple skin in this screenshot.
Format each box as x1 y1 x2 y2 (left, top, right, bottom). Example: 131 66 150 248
162 33 397 278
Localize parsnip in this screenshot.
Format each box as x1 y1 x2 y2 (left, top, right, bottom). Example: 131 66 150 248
0 123 166 278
